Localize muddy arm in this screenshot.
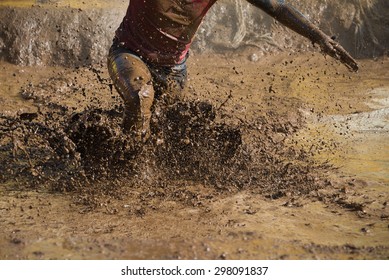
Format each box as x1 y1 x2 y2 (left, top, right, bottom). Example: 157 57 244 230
246 0 359 71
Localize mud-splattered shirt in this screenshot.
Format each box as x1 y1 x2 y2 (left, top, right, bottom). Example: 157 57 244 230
115 0 217 66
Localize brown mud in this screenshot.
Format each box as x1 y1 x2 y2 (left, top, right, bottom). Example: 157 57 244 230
1 0 389 66
1 50 389 259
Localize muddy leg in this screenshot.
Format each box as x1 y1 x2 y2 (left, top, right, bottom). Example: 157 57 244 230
137 83 154 141
107 49 154 143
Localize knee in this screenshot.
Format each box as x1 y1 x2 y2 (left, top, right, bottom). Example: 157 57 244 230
107 54 153 104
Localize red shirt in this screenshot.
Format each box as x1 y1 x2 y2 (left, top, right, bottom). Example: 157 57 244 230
115 0 217 66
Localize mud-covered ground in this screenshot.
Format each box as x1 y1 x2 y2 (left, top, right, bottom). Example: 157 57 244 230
0 50 389 260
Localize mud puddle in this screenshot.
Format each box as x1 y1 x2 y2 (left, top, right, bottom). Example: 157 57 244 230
294 69 389 191
327 86 389 184
1 53 389 260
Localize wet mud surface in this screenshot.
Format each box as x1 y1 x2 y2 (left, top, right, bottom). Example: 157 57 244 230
1 51 388 260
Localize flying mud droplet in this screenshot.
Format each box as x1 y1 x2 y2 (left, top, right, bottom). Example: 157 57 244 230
0 72 331 209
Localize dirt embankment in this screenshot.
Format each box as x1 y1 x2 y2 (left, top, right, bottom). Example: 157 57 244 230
1 0 389 66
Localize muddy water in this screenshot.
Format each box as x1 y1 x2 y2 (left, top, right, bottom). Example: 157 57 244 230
1 0 389 262
333 86 389 184
1 52 389 260
294 62 389 185
347 134 389 183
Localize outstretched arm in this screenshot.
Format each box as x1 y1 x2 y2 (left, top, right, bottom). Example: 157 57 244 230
246 0 359 71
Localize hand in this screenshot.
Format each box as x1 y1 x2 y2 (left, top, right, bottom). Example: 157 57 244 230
317 35 359 72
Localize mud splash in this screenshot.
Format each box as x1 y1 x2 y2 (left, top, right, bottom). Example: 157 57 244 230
0 64 330 212
1 54 389 260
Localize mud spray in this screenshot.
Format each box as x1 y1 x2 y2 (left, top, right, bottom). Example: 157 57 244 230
0 63 329 210
1 0 388 260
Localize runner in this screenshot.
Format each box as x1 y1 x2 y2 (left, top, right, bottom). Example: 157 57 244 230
107 0 359 142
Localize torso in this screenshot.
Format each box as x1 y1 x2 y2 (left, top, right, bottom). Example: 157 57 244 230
115 0 217 66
